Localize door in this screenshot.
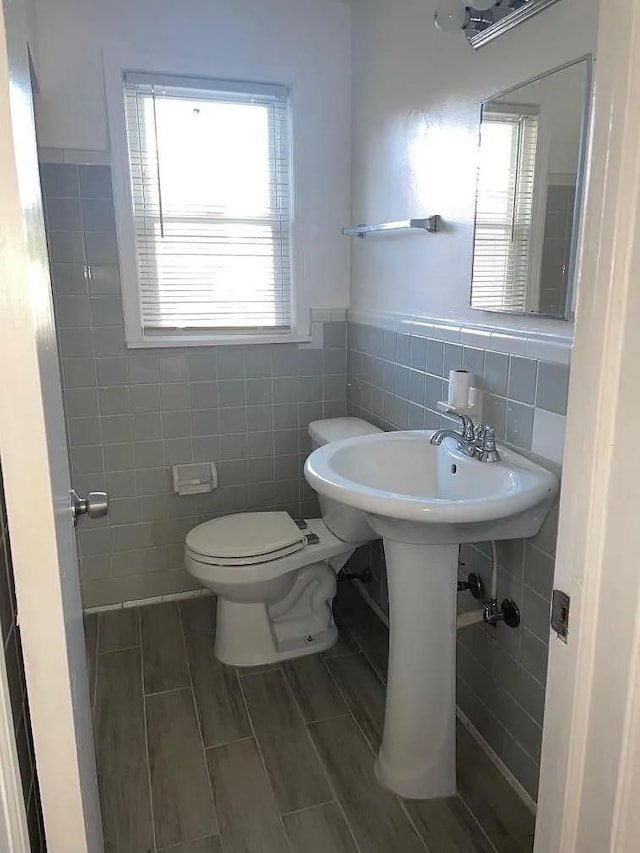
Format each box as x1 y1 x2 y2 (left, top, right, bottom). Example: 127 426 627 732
0 0 102 849
535 0 640 850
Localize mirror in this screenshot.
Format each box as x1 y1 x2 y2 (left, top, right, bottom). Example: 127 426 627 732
469 57 592 319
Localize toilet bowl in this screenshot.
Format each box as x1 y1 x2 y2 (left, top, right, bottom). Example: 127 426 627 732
184 417 381 666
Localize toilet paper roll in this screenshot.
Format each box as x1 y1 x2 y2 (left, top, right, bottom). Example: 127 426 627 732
448 370 471 409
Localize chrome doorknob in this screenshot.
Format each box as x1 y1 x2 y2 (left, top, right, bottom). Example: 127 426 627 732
70 489 109 526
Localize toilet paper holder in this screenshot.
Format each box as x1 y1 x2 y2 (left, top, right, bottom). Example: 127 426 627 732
172 462 218 496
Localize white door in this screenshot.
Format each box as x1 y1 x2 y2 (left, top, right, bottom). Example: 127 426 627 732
535 0 640 851
0 1 102 850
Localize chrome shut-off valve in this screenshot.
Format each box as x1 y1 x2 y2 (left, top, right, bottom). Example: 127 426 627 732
483 598 521 629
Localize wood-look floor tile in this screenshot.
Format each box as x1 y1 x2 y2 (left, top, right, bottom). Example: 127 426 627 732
308 716 424 853
146 688 218 849
326 653 386 750
98 765 154 853
83 613 98 705
283 802 358 853
94 648 145 772
179 597 217 636
206 739 289 853
99 608 140 653
141 602 190 694
334 585 389 681
404 794 495 853
457 723 534 852
282 655 348 722
158 837 222 853
240 669 332 813
235 662 282 676
186 634 251 747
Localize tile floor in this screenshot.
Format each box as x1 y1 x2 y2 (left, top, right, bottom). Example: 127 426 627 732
84 583 535 852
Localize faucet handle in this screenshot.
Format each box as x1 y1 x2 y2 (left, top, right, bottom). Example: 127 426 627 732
456 413 476 441
474 424 486 442
474 426 501 463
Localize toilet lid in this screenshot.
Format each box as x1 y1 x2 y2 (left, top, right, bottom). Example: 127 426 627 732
186 512 306 561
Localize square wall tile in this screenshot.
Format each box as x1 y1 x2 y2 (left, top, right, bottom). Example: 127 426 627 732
88 265 121 296
41 163 79 198
532 408 566 464
508 357 538 405
79 165 113 199
536 361 570 415
483 351 509 397
506 401 534 451
47 196 82 231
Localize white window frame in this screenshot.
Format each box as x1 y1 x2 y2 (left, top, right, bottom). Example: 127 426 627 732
471 103 541 314
105 52 311 348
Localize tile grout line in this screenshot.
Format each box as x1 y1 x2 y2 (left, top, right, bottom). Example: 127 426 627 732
395 799 433 853
138 608 159 853
315 652 407 853
333 603 388 686
279 798 338 819
235 668 295 853
92 612 101 710
321 654 381 757
176 602 223 850
96 642 140 656
453 793 500 853
324 611 428 853
283 656 364 853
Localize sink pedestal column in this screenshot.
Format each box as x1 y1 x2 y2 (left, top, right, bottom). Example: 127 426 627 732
374 540 458 800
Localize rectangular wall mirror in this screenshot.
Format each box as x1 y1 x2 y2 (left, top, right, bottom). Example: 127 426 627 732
470 56 592 319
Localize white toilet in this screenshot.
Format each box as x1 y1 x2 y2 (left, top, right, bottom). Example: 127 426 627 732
184 417 381 666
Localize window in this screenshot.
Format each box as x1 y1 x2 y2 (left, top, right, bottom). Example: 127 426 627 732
122 72 292 344
471 105 540 312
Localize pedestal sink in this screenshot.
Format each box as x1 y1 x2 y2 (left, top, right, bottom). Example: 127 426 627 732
304 429 558 800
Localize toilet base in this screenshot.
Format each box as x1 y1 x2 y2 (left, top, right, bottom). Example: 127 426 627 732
214 559 340 667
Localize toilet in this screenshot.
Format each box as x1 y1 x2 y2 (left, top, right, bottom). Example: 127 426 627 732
184 417 381 666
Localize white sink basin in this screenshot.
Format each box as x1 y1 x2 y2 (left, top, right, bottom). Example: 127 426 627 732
304 429 559 801
305 429 558 543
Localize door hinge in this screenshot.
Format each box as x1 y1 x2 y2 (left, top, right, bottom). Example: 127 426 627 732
551 589 570 642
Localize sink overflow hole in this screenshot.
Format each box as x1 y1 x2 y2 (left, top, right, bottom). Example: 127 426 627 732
450 464 457 475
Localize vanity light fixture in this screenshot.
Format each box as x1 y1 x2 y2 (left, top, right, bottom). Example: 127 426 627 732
469 0 500 9
433 0 469 32
434 0 564 48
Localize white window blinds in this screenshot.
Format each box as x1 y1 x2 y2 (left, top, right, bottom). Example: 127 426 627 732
123 72 292 338
471 106 540 312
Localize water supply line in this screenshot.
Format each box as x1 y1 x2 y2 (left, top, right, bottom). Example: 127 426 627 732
456 540 499 631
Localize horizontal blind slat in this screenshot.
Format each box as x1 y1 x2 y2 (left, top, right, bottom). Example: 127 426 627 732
471 110 539 311
124 73 292 335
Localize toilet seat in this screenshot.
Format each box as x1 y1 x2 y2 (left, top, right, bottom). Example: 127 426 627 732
186 511 307 567
186 517 356 587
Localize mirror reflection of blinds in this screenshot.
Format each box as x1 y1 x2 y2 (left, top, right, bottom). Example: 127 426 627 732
123 72 292 336
472 106 539 312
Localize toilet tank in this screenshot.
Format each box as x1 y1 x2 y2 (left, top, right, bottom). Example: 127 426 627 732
307 418 382 543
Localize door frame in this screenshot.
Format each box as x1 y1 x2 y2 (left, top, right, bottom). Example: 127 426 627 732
535 0 640 849
0 0 102 850
0 647 30 852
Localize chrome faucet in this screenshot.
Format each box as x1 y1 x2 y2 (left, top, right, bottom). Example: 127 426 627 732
430 414 501 463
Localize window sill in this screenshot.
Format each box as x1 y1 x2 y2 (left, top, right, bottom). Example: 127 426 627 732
125 332 313 349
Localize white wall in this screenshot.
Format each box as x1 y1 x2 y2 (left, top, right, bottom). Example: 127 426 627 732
32 0 352 311
349 0 598 336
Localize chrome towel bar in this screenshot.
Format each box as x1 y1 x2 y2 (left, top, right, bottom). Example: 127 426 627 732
342 216 441 238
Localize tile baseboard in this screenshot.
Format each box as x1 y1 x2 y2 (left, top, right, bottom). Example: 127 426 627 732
456 706 537 816
84 588 212 614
